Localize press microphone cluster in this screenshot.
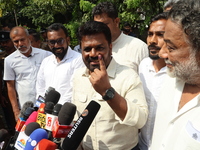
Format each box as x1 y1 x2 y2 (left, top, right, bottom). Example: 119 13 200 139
9 86 101 150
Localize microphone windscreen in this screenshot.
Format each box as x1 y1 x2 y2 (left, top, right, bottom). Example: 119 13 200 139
52 104 62 116
23 107 35 120
45 90 60 105
58 102 76 125
44 102 54 114
24 122 40 136
19 101 34 119
62 100 100 150
25 111 38 125
25 128 48 150
44 87 55 98
34 139 57 150
0 129 9 142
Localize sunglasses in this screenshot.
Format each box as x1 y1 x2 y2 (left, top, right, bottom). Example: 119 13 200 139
47 38 65 46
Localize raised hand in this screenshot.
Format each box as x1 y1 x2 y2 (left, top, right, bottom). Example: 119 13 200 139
89 55 111 96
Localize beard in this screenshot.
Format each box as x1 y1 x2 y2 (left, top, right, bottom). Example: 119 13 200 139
52 47 68 60
15 41 31 54
165 51 200 84
84 56 99 72
148 45 161 60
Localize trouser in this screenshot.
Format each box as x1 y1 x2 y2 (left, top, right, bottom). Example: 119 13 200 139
131 144 140 150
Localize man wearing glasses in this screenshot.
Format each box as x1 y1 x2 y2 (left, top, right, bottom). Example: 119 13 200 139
36 23 84 104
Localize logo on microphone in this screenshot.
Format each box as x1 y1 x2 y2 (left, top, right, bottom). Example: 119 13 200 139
47 117 52 127
82 109 88 117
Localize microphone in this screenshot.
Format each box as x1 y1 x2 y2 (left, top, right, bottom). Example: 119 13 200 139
45 104 62 132
24 111 38 126
45 90 60 105
14 122 41 150
35 95 45 108
37 102 54 129
11 101 34 149
44 87 55 99
24 128 48 150
62 100 101 150
24 122 41 136
0 129 9 149
52 102 76 138
33 139 57 150
16 101 34 132
37 103 45 114
19 101 34 119
36 90 60 128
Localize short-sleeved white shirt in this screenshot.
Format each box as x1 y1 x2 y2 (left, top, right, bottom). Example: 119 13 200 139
4 47 52 107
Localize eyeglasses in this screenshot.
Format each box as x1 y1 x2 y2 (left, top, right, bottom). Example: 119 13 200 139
47 38 65 46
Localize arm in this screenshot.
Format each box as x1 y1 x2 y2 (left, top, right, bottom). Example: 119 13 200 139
6 80 19 121
89 55 127 120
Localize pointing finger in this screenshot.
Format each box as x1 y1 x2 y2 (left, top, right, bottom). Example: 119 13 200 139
98 54 106 71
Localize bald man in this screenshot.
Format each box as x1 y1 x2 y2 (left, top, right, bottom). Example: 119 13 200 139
3 26 52 120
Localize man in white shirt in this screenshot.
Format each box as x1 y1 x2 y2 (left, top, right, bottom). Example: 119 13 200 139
4 26 52 120
72 20 147 150
92 2 148 72
138 12 168 150
150 0 200 149
36 23 84 104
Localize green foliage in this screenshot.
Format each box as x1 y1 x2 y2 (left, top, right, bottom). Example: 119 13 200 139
0 0 167 46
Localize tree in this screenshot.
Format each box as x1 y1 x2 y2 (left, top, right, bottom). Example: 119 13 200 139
0 0 167 47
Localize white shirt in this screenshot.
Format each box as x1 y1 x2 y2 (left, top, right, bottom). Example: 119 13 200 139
72 58 148 150
150 76 200 150
112 32 148 72
3 47 52 107
138 57 167 150
36 47 84 104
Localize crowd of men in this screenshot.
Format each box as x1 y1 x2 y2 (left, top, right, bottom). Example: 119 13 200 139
0 0 200 149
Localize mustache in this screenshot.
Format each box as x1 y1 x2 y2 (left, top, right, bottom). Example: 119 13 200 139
165 59 173 65
88 56 98 62
52 47 64 51
17 45 27 50
148 45 161 50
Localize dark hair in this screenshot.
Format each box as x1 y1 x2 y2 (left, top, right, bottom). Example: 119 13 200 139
151 12 168 23
168 0 200 52
92 2 118 19
78 21 112 45
28 29 40 42
47 23 68 37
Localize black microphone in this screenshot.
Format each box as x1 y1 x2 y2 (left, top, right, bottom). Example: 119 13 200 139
62 100 101 150
0 129 9 149
52 102 77 138
12 101 34 147
19 101 34 119
44 87 55 99
45 90 60 105
37 90 60 129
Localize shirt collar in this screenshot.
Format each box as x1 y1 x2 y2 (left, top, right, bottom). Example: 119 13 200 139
14 46 37 58
53 46 73 63
146 57 167 73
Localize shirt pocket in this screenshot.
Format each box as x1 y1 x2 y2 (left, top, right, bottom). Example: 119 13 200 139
174 121 200 150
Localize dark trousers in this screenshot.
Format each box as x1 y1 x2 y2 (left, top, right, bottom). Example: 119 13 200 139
131 144 140 150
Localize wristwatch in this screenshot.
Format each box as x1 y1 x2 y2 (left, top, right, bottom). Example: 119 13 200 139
102 87 115 101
